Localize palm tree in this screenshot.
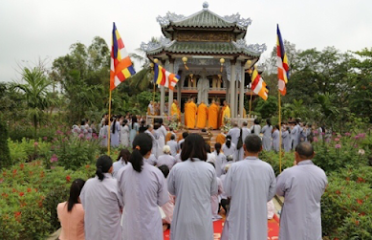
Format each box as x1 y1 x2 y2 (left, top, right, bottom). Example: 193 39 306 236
11 67 52 136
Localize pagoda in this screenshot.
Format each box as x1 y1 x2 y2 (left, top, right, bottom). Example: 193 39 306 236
141 2 266 118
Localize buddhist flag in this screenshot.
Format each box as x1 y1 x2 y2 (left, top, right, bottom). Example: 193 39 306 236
153 63 180 90
277 24 289 96
110 23 136 90
251 67 268 101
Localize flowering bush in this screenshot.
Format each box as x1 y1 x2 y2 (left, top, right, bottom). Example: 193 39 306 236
0 161 95 239
8 138 51 163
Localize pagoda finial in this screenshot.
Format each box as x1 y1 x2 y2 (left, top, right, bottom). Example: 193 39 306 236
203 2 209 9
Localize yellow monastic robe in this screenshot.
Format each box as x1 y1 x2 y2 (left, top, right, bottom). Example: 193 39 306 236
184 102 190 126
196 103 208 129
165 132 173 143
219 106 226 127
208 103 219 129
222 106 231 124
171 103 179 120
216 133 226 145
185 102 197 129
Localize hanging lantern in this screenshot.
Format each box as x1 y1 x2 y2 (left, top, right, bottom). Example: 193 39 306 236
220 58 225 72
182 56 189 70
154 58 159 64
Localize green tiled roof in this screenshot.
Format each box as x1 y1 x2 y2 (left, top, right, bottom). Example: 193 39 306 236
172 10 237 28
147 41 261 57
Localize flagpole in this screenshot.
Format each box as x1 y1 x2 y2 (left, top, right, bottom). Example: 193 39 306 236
249 90 253 117
278 90 282 173
107 89 112 155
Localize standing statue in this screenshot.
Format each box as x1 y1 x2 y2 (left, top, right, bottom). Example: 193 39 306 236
197 71 210 104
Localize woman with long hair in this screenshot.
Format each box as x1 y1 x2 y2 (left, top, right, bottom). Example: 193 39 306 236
168 134 218 240
261 118 273 151
112 149 131 178
251 118 262 136
222 135 237 162
214 143 227 177
57 179 86 240
117 133 168 240
111 117 121 147
129 115 139 146
80 155 122 240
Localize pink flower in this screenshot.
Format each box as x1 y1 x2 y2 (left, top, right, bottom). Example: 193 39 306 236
354 135 360 140
313 130 319 134
345 132 351 136
321 132 325 135
56 130 62 135
78 133 84 139
34 142 39 147
335 138 340 142
335 144 341 149
358 133 366 139
313 137 318 142
43 137 48 141
86 137 91 140
50 154 58 163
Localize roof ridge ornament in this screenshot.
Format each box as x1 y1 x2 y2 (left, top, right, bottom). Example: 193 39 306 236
203 2 209 9
223 13 252 27
156 12 186 26
233 39 267 54
140 37 175 52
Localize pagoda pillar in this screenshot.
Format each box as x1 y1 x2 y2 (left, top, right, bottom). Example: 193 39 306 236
230 61 236 118
235 80 239 117
168 61 174 115
160 86 165 115
239 62 245 118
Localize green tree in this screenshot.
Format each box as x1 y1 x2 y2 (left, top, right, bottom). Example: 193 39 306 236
0 118 11 169
254 96 278 119
11 66 52 135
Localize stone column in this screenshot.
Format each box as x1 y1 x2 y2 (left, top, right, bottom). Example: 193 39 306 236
160 86 165 116
177 75 182 103
240 62 245 118
235 80 239 117
168 61 174 115
230 61 236 118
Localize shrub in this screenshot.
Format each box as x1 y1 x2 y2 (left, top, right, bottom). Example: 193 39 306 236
260 150 294 176
0 120 11 169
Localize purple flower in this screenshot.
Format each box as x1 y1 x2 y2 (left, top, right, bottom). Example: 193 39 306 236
335 144 341 149
354 135 360 140
321 132 325 135
50 154 58 163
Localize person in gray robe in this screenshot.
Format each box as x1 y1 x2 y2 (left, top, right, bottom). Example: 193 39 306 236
282 125 291 152
129 116 139 146
239 122 251 160
112 149 130 179
166 135 179 157
291 119 302 150
157 145 177 170
117 133 168 240
155 121 167 158
80 155 123 240
98 120 109 147
221 135 276 240
145 125 157 155
261 118 273 151
222 135 237 162
168 134 218 240
276 142 328 240
110 118 121 147
213 143 227 177
227 123 241 161
250 118 261 136
271 125 280 152
120 120 130 147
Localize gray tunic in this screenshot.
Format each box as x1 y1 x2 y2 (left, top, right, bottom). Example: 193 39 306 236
80 173 123 240
167 139 179 157
110 121 121 147
239 127 251 160
282 130 291 152
228 127 241 161
168 158 218 240
276 160 328 240
157 154 177 170
145 130 157 155
221 157 276 240
250 124 261 136
222 143 237 162
272 129 280 152
291 124 301 150
261 125 273 151
117 162 168 240
213 151 227 177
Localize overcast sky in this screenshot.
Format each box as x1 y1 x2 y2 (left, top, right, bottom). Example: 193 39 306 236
1 0 371 83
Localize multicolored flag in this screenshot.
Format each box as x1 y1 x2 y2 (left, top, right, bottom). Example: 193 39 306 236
153 63 180 90
277 24 289 96
251 67 268 101
110 23 136 90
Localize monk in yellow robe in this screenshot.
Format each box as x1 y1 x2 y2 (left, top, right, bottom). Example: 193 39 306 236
184 100 190 126
196 102 208 129
185 99 197 129
208 100 219 129
221 101 231 126
171 100 179 120
219 105 226 128
216 132 226 145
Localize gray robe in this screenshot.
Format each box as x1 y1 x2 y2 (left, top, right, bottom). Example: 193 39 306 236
117 162 168 240
167 140 179 157
221 157 276 240
145 130 157 155
282 130 291 152
272 129 280 152
227 127 241 161
276 160 328 240
239 127 251 160
261 125 273 151
110 121 121 147
80 173 123 240
213 151 227 177
168 158 218 240
291 124 301 150
222 142 237 162
250 124 261 136
157 154 177 170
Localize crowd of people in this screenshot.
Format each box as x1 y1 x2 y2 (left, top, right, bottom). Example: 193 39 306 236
57 116 328 240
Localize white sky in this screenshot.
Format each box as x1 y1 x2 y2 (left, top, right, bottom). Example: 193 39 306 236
1 0 371 82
